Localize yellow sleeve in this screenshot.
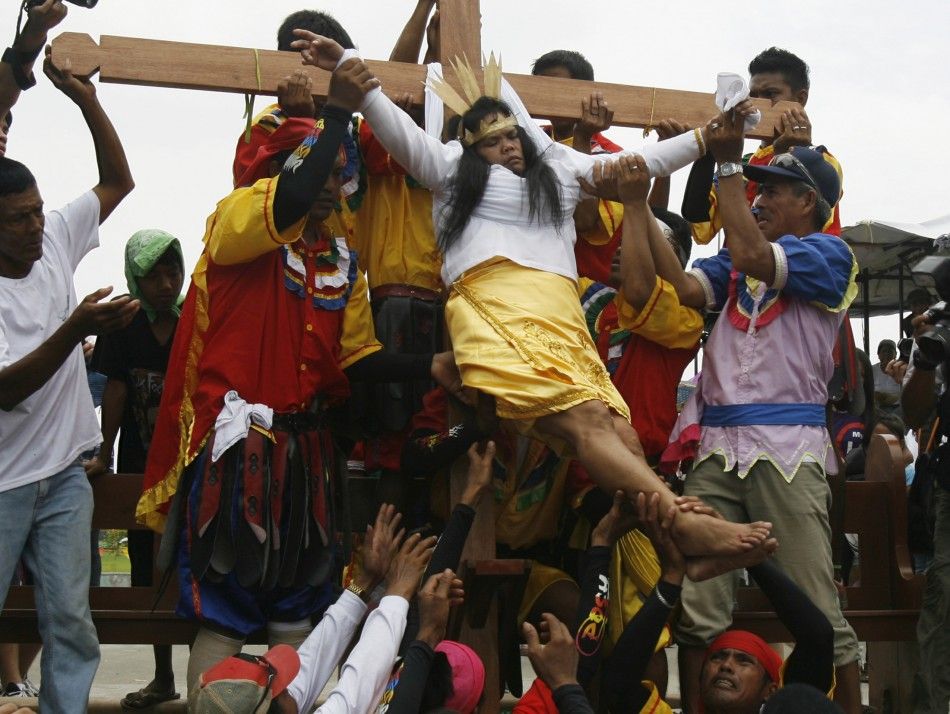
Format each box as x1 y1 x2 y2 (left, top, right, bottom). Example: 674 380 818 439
690 186 722 245
578 199 623 246
204 176 306 266
338 267 383 369
638 681 675 714
616 277 703 350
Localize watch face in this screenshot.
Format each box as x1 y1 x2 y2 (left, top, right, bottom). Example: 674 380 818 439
719 163 742 177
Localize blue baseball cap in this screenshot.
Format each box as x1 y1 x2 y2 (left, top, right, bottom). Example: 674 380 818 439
743 146 841 209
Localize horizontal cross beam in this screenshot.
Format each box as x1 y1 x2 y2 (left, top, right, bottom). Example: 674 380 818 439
52 33 789 141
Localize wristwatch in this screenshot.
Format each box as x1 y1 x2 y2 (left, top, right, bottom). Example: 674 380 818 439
716 161 744 179
346 581 368 602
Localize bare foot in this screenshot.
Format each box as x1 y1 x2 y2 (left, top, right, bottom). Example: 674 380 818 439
686 537 779 582
673 510 772 557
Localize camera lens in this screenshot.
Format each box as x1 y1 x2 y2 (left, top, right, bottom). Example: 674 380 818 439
917 323 950 365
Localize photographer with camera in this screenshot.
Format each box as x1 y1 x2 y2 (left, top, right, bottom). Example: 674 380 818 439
1 0 68 123
898 254 950 714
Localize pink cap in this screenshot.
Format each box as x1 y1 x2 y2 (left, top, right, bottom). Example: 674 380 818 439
434 640 485 713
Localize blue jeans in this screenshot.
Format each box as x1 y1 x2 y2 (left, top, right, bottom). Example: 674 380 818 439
0 462 100 713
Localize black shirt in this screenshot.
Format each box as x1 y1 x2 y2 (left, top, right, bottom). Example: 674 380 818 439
91 309 176 473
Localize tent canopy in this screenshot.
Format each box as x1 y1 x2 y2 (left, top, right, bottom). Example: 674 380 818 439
841 215 950 316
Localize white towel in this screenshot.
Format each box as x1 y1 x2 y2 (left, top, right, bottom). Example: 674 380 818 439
212 390 274 463
424 63 445 140
715 72 761 131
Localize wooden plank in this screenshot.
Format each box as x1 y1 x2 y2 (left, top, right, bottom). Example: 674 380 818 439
731 610 921 643
867 641 918 714
50 33 787 141
438 0 482 69
865 434 925 608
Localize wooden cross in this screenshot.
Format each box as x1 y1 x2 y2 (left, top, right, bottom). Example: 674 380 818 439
51 0 791 140
49 4 789 708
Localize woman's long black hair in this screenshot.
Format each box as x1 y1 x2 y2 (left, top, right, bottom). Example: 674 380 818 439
439 97 564 252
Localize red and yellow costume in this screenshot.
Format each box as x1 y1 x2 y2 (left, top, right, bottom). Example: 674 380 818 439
137 173 379 532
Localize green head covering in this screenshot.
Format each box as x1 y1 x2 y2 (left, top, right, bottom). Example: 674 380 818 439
125 229 185 322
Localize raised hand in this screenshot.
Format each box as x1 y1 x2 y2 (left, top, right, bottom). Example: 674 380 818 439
615 154 650 206
673 495 724 520
772 106 812 154
416 568 463 646
704 98 757 163
22 0 68 46
523 612 581 691
576 92 614 142
577 160 620 202
291 30 345 71
356 503 404 594
655 118 691 141
67 287 140 339
461 440 495 506
43 45 96 107
277 70 316 118
590 490 639 548
325 58 379 113
385 532 437 601
431 350 472 406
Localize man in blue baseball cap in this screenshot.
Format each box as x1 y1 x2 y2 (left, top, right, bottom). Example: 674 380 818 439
742 145 842 233
660 107 862 714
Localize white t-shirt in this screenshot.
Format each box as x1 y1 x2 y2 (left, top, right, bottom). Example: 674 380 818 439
0 190 102 493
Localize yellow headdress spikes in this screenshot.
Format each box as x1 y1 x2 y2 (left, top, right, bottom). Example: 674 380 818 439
483 52 502 102
450 55 482 105
425 53 516 146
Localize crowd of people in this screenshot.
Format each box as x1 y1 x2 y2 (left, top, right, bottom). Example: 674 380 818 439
1 1 948 714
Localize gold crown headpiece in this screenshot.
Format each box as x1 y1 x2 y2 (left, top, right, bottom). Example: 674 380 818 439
426 53 516 146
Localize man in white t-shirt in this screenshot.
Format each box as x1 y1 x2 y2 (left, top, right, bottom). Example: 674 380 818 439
0 50 135 712
872 339 902 412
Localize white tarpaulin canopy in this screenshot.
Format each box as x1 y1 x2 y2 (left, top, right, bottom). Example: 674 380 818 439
842 215 950 316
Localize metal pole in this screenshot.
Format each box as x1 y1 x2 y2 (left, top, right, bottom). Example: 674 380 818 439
862 268 871 356
897 261 905 340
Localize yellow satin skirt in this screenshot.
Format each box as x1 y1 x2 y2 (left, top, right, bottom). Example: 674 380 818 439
446 259 630 444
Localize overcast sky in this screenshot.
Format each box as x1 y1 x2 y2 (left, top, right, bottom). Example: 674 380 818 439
8 0 950 351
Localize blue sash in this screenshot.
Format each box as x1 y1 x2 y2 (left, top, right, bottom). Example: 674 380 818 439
701 403 826 427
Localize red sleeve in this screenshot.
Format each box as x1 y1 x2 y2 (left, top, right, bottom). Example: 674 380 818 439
409 387 448 435
514 679 558 714
359 120 409 176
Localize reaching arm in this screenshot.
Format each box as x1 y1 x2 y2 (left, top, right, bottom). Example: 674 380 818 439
0 287 137 411
285 590 368 714
715 171 774 283
43 48 134 223
572 546 611 691
272 103 353 233
647 120 692 211
83 377 126 475
705 109 775 283
311 595 409 714
748 560 834 693
360 81 459 189
616 155 661 309
389 0 437 62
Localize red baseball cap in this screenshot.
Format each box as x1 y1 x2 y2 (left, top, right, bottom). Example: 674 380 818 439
192 644 300 713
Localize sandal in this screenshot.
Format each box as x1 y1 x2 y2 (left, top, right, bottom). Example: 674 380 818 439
120 686 180 710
